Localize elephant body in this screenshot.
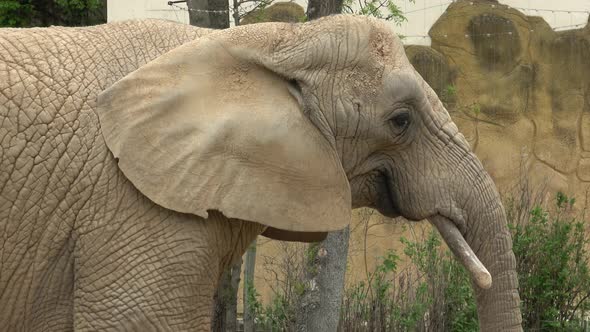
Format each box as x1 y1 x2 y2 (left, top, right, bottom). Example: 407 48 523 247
1 16 523 331
0 20 264 330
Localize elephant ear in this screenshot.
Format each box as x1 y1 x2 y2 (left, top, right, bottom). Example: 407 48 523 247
96 38 351 235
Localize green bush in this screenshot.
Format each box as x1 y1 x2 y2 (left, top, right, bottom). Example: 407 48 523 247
404 232 478 332
510 192 590 331
246 241 305 331
0 1 33 27
0 0 104 28
340 248 429 331
340 230 476 331
339 191 590 331
246 283 296 331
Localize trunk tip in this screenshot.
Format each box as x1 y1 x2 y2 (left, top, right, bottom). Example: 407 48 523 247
475 271 492 289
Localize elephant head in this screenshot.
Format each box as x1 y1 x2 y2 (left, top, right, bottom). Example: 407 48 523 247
97 15 522 330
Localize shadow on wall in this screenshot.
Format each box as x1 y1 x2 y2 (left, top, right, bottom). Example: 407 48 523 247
405 0 590 206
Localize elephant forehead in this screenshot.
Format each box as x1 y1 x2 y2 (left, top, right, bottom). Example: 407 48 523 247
379 71 431 107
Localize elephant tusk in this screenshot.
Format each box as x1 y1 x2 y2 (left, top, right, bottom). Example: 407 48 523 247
429 215 492 289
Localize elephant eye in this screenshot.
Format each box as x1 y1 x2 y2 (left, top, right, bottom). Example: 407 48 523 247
392 113 409 128
389 109 411 134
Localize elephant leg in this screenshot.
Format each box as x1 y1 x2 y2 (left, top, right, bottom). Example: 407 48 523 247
73 206 262 331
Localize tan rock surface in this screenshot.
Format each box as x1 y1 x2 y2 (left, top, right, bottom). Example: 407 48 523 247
240 2 305 25
420 0 590 199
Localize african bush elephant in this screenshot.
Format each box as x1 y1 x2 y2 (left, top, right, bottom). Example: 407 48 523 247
0 15 522 331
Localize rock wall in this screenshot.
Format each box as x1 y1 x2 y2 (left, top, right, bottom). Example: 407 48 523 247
240 2 305 25
406 0 590 204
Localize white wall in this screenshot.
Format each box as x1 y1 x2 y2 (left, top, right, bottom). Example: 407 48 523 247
107 0 589 45
107 0 190 24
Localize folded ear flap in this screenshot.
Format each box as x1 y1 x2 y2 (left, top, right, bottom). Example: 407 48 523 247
97 38 351 234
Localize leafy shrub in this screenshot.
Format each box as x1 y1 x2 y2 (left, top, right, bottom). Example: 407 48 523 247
403 232 478 332
247 241 308 331
509 192 590 331
0 0 104 28
0 0 33 27
340 248 429 331
339 191 590 331
340 230 476 332
245 283 300 331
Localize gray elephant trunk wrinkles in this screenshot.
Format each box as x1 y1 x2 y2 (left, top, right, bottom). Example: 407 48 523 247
455 162 522 331
417 82 522 331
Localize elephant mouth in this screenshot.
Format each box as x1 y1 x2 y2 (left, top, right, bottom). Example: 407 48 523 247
373 170 492 289
375 170 401 218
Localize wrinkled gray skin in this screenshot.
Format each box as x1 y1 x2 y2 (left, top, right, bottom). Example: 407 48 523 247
0 16 522 331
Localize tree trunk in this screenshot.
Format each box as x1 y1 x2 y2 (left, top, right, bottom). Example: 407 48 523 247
211 269 230 332
294 227 350 332
243 239 257 332
226 259 242 332
292 4 348 332
306 0 344 20
186 0 229 29
212 257 242 332
232 0 241 26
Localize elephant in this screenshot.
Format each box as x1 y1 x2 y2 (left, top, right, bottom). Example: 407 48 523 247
0 15 522 331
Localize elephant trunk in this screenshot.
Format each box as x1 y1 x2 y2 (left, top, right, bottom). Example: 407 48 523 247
468 183 522 331
431 162 522 331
